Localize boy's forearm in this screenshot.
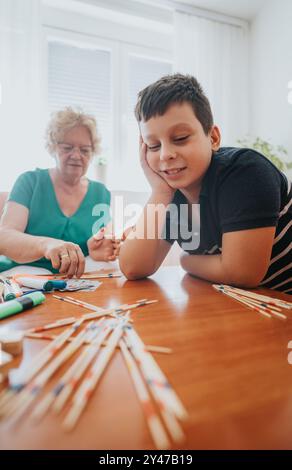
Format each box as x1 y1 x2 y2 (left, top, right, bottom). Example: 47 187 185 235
119 192 173 278
180 253 260 288
0 228 47 263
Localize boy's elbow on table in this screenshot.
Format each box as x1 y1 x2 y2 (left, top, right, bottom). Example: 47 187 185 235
121 270 147 281
120 268 149 281
119 259 157 281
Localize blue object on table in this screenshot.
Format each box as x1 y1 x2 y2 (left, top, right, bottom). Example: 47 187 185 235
51 280 67 290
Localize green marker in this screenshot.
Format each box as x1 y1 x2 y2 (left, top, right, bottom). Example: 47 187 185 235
0 292 46 321
2 280 16 301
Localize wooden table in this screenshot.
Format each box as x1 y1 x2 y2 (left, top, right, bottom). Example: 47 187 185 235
0 266 292 450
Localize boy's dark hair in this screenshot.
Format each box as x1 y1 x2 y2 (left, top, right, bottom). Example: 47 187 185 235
135 73 213 135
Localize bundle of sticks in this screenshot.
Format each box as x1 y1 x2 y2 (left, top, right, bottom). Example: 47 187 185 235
213 284 292 319
0 296 187 449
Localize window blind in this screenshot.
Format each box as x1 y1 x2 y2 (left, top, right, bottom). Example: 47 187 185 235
48 41 111 158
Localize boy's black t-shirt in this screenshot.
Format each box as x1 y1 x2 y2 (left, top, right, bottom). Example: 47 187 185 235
165 147 292 294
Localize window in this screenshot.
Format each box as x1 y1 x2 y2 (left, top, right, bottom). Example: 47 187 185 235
121 53 172 191
46 33 172 190
48 41 112 180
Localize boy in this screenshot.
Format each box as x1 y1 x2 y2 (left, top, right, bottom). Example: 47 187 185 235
119 74 292 294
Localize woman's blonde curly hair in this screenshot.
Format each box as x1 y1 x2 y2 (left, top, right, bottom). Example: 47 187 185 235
45 107 101 156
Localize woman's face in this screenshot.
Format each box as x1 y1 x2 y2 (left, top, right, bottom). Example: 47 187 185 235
55 125 93 180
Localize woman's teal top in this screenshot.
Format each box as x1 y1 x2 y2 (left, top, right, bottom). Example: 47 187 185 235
0 169 111 272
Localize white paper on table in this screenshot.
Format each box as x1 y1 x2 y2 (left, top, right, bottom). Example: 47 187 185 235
0 257 119 277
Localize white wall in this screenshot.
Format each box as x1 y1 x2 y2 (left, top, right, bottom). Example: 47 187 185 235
250 0 292 173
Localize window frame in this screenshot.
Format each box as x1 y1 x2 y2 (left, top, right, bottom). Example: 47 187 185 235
43 25 173 189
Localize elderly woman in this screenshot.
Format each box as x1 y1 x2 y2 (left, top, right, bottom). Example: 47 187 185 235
0 107 118 277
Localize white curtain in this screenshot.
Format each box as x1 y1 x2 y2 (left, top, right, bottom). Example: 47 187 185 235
174 11 249 146
0 0 45 191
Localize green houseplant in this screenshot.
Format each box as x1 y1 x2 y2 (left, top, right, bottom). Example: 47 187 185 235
237 137 292 172
95 156 107 166
94 155 107 183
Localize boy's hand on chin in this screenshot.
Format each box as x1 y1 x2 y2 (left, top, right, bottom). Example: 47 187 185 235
139 136 174 198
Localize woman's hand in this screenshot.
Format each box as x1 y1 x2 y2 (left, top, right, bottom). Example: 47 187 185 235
139 136 174 198
87 229 120 262
42 239 85 278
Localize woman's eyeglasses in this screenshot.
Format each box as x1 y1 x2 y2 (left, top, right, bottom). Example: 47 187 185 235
57 143 93 158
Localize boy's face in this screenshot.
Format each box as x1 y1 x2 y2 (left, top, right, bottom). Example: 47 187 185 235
140 102 220 195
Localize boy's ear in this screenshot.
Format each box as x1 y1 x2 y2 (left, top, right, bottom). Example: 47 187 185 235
210 126 221 151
